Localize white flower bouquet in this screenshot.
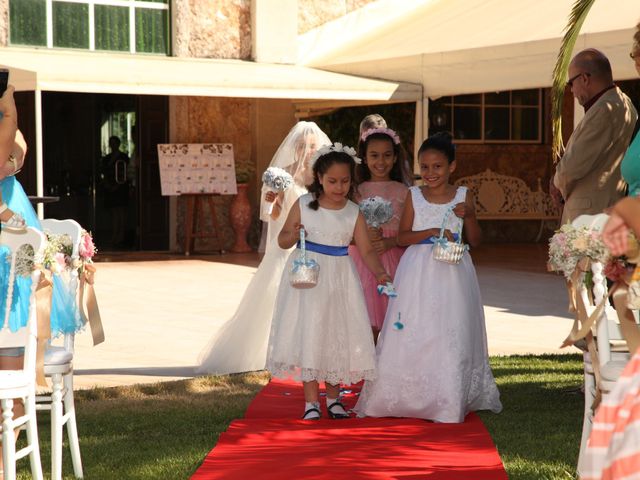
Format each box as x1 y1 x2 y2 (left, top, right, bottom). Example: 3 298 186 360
262 167 294 215
359 196 393 228
547 224 610 279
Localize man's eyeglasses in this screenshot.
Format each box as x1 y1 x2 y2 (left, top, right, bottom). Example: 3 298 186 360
566 72 589 88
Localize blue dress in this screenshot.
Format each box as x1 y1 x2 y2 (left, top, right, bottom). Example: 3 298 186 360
621 133 640 197
0 176 82 334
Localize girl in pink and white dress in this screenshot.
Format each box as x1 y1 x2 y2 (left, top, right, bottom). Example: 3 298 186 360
355 132 502 423
349 127 412 342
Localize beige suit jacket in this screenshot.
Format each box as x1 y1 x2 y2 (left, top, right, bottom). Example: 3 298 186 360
554 86 637 224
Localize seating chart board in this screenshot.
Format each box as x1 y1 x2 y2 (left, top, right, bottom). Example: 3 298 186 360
157 143 237 195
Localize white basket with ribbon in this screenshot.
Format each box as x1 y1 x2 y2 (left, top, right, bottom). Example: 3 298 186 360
432 207 468 265
289 227 320 289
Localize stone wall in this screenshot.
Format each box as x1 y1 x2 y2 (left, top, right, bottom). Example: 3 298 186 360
298 0 377 34
173 0 251 59
170 96 255 251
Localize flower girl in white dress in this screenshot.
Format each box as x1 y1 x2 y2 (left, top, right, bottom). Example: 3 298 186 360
197 122 330 375
355 132 502 423
267 144 391 420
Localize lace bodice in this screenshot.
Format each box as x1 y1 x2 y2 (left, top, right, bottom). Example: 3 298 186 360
299 193 359 246
410 186 467 233
355 181 408 235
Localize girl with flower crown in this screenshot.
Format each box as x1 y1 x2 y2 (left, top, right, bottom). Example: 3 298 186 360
267 143 391 420
350 127 412 342
354 132 502 423
198 122 330 375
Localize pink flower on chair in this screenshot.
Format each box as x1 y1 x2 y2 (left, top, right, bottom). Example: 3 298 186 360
79 231 96 260
604 258 631 282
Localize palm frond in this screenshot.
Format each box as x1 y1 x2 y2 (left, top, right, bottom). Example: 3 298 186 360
551 0 597 162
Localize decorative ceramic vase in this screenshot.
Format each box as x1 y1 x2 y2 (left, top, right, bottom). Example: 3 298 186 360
230 183 253 253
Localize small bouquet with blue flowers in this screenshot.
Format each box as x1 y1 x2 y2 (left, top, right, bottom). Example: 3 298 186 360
262 167 294 215
359 196 393 228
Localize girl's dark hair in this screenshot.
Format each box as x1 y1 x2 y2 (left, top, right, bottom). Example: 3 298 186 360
307 150 357 210
356 132 412 186
417 132 456 164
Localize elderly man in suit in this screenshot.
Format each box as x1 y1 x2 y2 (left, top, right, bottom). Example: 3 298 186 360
553 49 637 224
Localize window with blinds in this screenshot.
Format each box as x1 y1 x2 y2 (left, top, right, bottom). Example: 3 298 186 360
9 0 170 55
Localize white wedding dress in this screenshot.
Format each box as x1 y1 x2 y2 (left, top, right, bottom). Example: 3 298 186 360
354 186 502 423
197 184 306 375
266 194 377 385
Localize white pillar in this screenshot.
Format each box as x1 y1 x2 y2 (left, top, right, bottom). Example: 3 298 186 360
35 88 44 219
413 97 428 177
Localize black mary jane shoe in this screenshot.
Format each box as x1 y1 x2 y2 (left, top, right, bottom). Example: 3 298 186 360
327 401 350 419
302 407 321 420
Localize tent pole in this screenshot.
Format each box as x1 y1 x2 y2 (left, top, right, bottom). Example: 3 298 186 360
413 96 429 177
35 88 44 219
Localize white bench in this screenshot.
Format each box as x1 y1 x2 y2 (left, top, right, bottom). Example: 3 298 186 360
454 168 561 240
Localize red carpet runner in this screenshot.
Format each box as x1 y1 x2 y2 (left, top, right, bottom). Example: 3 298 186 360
191 379 507 479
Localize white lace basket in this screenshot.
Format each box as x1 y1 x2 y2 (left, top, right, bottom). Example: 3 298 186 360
432 207 468 265
290 227 320 289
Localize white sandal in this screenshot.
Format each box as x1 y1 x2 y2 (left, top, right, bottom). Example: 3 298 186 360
0 203 26 232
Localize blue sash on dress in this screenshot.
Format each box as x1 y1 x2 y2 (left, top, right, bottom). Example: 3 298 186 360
296 240 348 256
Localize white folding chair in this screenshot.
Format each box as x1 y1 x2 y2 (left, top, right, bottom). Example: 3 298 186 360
38 218 84 480
572 213 640 472
0 227 46 480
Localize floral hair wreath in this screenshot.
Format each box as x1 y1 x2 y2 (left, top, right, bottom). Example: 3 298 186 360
360 127 401 145
311 142 362 165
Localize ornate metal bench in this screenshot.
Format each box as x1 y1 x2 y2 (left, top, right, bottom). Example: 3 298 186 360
454 168 561 240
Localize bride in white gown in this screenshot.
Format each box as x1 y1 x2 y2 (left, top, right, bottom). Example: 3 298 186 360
197 122 330 375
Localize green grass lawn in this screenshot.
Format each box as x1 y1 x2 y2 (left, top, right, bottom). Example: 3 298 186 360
16 354 583 479
478 354 583 480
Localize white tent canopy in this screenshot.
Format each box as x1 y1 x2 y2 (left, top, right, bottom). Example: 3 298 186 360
299 0 639 97
0 47 421 214
1 47 421 101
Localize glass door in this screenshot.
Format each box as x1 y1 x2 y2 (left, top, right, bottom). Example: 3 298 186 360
43 92 139 251
96 108 138 250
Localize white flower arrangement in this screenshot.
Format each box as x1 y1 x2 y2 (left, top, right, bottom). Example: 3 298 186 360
311 142 362 166
548 224 610 279
12 230 97 278
359 196 394 228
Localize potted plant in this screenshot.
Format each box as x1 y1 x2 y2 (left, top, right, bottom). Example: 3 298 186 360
234 164 254 185
229 163 255 253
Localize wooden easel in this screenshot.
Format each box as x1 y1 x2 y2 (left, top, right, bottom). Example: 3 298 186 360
183 193 224 255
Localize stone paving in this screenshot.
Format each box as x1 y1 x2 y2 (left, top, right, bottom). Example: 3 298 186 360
69 244 578 389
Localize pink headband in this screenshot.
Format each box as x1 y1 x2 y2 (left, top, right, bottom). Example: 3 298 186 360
360 127 401 145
